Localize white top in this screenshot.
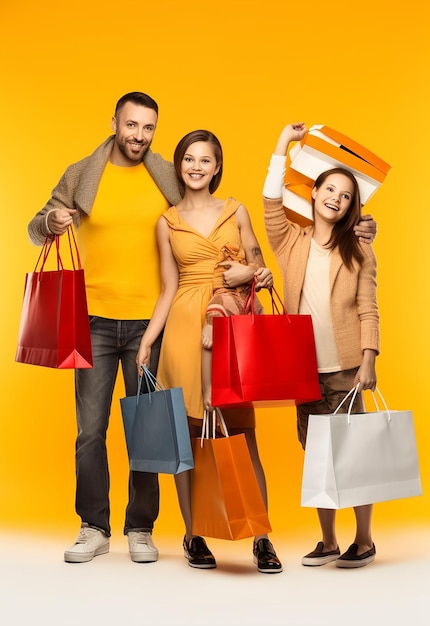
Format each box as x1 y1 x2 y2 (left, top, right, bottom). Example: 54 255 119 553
263 153 341 373
299 240 340 372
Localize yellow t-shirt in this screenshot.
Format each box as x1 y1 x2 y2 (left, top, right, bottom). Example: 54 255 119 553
77 161 170 319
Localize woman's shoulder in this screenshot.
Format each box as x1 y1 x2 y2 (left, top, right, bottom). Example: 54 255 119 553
216 196 243 219
162 205 179 225
224 196 242 210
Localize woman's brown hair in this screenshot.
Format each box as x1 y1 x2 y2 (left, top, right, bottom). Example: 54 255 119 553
312 167 364 269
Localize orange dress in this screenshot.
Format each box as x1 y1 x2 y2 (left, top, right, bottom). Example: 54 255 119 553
157 198 256 424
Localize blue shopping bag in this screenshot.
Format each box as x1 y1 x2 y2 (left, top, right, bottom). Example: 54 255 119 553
120 367 193 474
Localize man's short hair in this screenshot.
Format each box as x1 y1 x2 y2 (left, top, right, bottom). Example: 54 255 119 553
115 92 158 116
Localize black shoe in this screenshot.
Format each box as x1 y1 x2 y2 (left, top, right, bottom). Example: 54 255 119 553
253 538 283 574
335 543 376 568
183 536 216 569
302 541 341 566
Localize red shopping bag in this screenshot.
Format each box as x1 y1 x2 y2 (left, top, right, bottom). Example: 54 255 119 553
15 227 93 369
191 410 271 540
211 285 321 408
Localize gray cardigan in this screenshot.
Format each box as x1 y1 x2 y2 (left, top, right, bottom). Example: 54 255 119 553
28 135 183 245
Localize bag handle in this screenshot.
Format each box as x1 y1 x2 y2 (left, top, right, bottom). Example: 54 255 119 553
198 408 229 447
333 383 391 424
136 365 164 406
268 286 288 316
242 282 290 320
367 387 391 422
35 225 83 273
332 384 359 416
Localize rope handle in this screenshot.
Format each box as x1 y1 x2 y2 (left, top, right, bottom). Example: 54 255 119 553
136 366 165 406
34 224 82 274
242 282 290 319
367 387 391 421
198 408 229 447
333 384 391 424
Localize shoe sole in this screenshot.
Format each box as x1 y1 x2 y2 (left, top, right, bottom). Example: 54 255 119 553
130 552 159 563
335 554 375 568
187 561 217 569
184 552 216 569
64 543 109 563
253 555 283 573
302 554 340 566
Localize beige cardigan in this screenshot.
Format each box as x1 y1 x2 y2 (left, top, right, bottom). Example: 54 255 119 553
28 136 183 245
264 197 380 370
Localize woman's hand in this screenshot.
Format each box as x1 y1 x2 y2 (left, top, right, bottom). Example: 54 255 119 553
254 267 273 291
353 350 377 391
274 122 307 155
136 343 151 376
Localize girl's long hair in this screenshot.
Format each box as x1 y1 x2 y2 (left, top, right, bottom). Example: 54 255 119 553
312 167 364 269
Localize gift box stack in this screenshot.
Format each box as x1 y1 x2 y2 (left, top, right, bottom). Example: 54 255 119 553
283 125 391 226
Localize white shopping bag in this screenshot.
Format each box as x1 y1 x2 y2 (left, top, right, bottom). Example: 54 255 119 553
300 387 422 509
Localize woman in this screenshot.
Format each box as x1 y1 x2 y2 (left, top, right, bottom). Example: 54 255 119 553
263 122 380 568
136 129 282 573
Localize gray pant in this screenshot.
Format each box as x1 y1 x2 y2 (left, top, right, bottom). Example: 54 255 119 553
74 317 162 536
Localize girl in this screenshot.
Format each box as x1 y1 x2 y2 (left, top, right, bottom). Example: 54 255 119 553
136 129 282 573
263 122 379 568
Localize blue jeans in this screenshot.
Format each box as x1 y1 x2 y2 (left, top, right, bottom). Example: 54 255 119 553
74 317 162 537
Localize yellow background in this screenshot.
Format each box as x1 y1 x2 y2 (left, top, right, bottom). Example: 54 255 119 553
1 0 428 539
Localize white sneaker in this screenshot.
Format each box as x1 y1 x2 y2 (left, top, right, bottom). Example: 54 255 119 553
64 523 110 563
127 531 159 563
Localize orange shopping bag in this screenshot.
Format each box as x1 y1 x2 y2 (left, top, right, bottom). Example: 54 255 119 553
191 409 271 540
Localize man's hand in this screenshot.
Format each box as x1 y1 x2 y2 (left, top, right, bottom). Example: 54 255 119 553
47 208 77 235
354 214 377 244
218 261 255 288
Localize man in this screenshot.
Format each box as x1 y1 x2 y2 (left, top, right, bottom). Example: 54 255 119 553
28 92 182 563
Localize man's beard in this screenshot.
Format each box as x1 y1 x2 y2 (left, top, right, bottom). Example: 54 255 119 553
117 138 151 163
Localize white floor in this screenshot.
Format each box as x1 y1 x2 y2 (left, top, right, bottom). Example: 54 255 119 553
0 526 428 625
